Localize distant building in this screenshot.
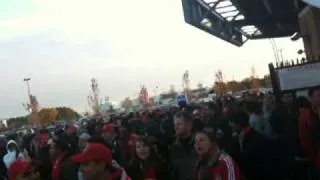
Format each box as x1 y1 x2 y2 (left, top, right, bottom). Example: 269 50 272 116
158 92 177 106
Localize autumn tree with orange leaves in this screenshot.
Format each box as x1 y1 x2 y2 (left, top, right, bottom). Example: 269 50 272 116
38 108 59 124
213 69 271 94
214 70 226 96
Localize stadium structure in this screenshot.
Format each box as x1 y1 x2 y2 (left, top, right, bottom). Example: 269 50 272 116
181 0 320 98
181 0 319 61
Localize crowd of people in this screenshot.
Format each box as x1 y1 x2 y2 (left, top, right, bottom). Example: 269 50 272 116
0 86 319 180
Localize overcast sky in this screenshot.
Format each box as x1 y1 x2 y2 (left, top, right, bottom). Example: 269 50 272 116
0 0 304 118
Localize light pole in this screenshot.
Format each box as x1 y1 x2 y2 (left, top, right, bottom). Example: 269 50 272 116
269 39 280 63
153 86 159 106
23 78 31 112
23 78 40 126
278 49 284 62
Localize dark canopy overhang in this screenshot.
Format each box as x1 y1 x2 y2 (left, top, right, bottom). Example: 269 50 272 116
181 0 306 46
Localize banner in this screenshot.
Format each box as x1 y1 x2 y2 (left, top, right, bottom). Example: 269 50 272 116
277 62 320 90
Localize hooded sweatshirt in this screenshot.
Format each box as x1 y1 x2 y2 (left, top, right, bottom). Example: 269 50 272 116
3 140 28 168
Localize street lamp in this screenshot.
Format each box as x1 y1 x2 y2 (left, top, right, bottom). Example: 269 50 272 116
23 78 31 97
277 49 284 62
23 78 32 112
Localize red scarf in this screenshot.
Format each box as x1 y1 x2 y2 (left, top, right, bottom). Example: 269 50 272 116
143 168 156 179
52 155 64 180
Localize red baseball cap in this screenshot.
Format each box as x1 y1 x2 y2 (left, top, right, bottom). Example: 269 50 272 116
71 143 112 166
8 159 31 180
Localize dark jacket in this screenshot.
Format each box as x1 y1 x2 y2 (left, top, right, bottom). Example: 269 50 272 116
0 138 7 180
110 136 126 168
169 135 198 180
194 150 241 180
229 128 277 180
127 162 168 180
59 157 78 180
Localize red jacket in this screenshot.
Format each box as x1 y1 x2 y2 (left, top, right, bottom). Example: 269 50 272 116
299 107 318 164
194 151 241 180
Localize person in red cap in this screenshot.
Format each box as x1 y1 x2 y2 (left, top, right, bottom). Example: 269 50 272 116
8 159 40 180
72 143 130 180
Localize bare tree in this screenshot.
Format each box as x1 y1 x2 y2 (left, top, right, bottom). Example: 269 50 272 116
88 78 100 115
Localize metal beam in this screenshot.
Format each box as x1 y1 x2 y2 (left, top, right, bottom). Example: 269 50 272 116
181 0 246 46
216 5 233 9
262 0 273 15
249 31 293 39
220 9 239 14
231 18 297 27
196 0 225 21
227 12 240 21
196 0 247 42
212 0 224 8
246 29 259 38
